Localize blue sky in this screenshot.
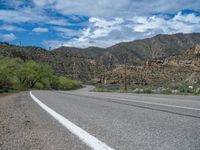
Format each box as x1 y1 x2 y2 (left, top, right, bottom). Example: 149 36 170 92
0 0 200 49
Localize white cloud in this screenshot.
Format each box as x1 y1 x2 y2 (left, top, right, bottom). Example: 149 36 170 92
33 0 131 17
32 0 200 17
133 11 200 34
52 11 200 48
43 40 65 49
60 17 134 48
1 0 200 48
0 8 69 26
0 33 16 41
53 27 80 37
0 25 25 32
32 27 49 33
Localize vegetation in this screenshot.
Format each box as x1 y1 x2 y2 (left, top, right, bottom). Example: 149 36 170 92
1 33 200 82
94 83 200 95
0 56 81 93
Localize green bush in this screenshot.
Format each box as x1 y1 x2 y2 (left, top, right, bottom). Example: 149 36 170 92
34 82 45 89
0 56 82 92
195 88 200 95
143 88 152 94
58 77 81 90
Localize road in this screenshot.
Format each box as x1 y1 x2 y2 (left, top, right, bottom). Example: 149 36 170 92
30 86 200 150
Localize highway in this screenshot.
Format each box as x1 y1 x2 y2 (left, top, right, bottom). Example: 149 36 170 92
30 86 200 150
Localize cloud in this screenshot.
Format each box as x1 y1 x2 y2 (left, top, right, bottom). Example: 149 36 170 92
133 11 200 34
0 8 69 26
1 0 200 48
32 0 200 17
56 11 200 48
58 17 134 48
32 27 49 33
53 27 80 37
0 33 16 41
0 25 25 32
42 40 65 49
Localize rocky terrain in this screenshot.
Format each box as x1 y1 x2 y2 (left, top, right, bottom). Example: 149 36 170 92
96 44 200 87
0 43 104 81
1 33 200 83
55 33 200 67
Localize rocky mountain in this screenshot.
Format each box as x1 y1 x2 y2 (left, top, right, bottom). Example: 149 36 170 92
97 44 200 86
0 42 104 81
54 33 200 67
1 33 200 82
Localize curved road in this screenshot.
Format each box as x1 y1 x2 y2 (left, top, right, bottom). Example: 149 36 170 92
30 86 200 150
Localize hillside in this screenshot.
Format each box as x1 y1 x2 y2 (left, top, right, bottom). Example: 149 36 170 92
0 42 104 81
54 33 200 67
1 33 200 82
97 44 200 86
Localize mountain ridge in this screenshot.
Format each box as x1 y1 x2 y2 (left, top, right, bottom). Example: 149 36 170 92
54 33 200 67
1 33 200 81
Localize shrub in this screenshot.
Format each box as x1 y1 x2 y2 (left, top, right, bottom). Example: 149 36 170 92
34 82 45 89
58 77 81 90
195 88 200 95
0 56 82 92
143 88 152 94
161 88 172 95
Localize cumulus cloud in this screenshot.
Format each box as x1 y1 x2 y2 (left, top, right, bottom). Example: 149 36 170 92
32 27 49 33
0 33 16 41
57 11 200 48
133 11 200 34
1 0 200 48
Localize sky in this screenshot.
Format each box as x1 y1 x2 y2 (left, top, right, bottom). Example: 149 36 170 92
0 0 200 49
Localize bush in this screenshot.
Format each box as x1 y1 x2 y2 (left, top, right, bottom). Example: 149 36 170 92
143 88 152 94
34 82 45 89
0 56 82 92
195 88 200 95
161 88 172 95
58 77 81 90
179 85 194 94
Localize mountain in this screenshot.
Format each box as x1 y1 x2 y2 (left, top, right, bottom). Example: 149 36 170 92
97 44 200 85
0 42 104 81
54 33 200 67
1 33 200 82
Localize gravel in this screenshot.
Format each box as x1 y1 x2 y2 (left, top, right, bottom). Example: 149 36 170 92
0 92 89 150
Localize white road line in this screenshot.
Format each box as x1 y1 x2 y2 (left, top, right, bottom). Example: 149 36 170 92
29 91 114 150
102 96 200 111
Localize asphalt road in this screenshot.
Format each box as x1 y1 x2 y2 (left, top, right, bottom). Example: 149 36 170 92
31 86 200 150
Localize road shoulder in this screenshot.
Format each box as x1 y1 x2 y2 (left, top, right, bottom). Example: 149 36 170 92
0 92 89 150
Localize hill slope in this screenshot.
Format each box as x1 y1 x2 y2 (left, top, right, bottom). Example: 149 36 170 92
54 33 200 67
97 44 200 86
1 33 200 81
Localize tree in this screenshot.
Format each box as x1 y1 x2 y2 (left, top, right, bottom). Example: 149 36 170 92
18 60 54 88
0 57 22 92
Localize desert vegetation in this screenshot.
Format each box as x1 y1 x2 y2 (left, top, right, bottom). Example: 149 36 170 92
0 56 81 93
94 83 200 95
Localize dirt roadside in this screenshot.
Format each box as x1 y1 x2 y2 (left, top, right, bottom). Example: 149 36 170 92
0 92 88 150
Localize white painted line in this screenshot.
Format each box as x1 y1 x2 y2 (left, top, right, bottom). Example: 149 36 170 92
30 91 114 150
102 96 200 111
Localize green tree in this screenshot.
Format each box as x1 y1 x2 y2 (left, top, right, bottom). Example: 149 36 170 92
18 60 54 88
0 57 22 92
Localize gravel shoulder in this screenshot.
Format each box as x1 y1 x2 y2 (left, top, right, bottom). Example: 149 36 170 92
0 92 89 150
